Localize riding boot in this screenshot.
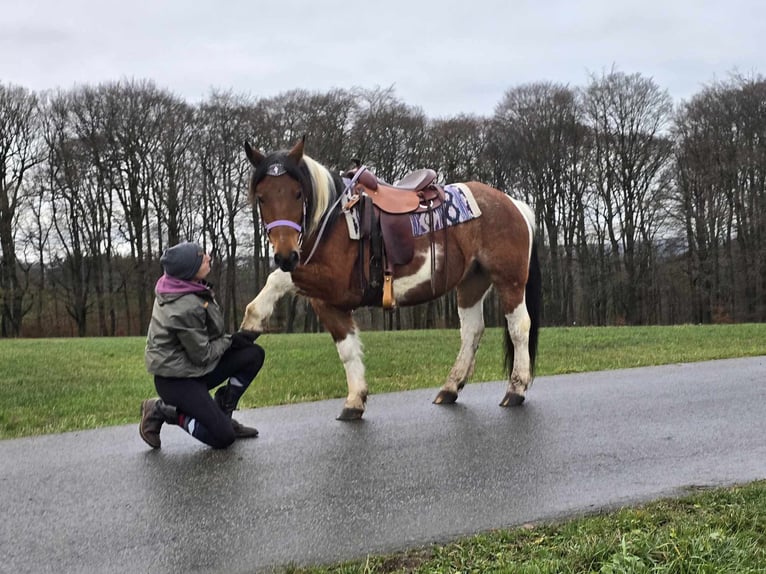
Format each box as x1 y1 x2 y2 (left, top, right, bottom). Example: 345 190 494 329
139 398 180 449
214 386 259 439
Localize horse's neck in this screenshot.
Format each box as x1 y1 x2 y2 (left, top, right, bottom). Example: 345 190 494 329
302 184 343 264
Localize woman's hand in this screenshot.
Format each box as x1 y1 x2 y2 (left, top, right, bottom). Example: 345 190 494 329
229 330 260 349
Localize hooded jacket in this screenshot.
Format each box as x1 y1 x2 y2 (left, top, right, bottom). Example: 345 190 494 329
145 275 231 378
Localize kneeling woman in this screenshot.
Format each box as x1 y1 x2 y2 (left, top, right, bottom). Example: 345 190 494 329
141 241 264 449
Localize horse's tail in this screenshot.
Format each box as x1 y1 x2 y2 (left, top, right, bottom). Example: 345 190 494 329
504 240 542 377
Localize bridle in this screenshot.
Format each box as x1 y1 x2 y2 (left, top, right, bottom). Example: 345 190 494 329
257 162 307 246
257 162 368 265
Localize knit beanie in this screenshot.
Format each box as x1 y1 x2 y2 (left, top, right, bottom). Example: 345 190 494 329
160 242 204 280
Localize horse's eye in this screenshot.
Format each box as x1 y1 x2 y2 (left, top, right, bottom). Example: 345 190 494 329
296 190 302 200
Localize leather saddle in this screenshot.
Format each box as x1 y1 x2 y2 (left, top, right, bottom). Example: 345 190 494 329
349 168 443 214
346 166 447 309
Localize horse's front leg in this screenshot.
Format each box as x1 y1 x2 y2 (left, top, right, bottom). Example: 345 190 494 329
240 269 297 332
309 298 367 421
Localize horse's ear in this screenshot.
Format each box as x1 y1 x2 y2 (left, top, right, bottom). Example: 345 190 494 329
244 141 265 167
287 134 306 163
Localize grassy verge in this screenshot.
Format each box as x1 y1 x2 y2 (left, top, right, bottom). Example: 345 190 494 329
287 481 766 573
0 323 764 439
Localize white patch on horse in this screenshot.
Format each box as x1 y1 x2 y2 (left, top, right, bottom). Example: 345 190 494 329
443 292 488 393
508 197 536 260
506 301 532 393
336 328 367 411
392 246 443 304
241 269 296 332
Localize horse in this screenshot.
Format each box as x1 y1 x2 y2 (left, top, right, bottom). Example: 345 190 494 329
240 137 541 420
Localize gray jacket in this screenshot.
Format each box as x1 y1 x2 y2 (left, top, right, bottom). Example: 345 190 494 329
145 287 231 378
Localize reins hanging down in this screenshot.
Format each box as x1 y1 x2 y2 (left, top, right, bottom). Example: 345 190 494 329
303 166 368 265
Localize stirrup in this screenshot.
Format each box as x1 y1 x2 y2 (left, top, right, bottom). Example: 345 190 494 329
382 273 395 309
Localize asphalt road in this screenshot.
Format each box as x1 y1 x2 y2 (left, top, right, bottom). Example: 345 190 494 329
1 357 764 573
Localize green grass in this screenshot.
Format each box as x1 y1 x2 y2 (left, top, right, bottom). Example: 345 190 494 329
0 323 764 439
287 481 766 573
1 324 764 572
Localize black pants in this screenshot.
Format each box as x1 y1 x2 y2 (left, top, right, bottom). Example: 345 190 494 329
154 344 265 449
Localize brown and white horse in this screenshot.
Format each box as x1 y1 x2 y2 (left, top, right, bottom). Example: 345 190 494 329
241 137 541 420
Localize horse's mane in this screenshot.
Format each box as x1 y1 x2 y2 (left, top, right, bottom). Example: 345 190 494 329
250 151 344 239
302 155 342 237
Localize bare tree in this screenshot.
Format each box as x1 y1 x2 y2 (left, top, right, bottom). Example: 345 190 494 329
195 91 259 330
674 74 766 323
103 80 174 333
42 88 131 336
18 168 53 335
494 83 590 325
582 69 674 324
66 86 123 335
349 86 429 182
150 95 196 250
0 83 42 336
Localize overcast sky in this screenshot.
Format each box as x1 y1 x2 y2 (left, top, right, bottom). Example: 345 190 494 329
2 0 763 118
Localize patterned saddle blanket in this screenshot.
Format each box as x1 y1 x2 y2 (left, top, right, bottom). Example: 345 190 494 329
343 182 481 244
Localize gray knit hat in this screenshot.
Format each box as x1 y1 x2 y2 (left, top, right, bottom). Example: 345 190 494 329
160 242 204 280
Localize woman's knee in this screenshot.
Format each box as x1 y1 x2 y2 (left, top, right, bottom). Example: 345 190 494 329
240 344 265 374
210 436 235 450
208 426 236 449
249 344 265 366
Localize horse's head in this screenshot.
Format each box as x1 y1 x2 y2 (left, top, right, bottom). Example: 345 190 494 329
245 137 308 272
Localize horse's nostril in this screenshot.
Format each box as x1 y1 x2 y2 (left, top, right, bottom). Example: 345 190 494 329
290 251 299 264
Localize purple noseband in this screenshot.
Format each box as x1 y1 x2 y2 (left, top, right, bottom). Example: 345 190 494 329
265 220 302 233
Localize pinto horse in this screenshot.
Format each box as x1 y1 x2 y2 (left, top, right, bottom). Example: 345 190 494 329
240 137 541 420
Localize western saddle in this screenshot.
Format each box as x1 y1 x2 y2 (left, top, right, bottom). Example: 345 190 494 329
345 166 446 309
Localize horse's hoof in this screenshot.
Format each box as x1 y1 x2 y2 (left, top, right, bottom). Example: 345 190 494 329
337 407 364 421
500 392 525 407
433 390 458 405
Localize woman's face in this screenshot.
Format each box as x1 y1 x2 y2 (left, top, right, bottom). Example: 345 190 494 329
194 253 212 280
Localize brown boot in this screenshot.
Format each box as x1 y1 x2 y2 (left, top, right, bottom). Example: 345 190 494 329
139 399 180 448
214 386 259 438
139 398 163 448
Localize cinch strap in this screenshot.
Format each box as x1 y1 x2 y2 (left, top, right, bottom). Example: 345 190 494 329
265 220 302 233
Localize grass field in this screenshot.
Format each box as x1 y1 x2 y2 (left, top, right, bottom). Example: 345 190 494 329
0 323 764 439
1 324 764 572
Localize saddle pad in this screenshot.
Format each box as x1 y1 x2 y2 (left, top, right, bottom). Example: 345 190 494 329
410 183 482 237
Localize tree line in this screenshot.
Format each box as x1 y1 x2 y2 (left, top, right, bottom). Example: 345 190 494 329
1 69 764 338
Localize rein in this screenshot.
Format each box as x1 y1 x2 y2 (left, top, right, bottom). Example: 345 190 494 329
303 166 368 265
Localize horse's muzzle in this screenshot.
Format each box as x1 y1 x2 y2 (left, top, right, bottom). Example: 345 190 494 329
274 251 299 272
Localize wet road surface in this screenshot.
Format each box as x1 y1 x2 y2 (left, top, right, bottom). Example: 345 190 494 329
1 357 764 573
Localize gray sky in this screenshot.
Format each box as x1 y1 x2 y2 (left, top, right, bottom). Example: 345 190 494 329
2 0 763 118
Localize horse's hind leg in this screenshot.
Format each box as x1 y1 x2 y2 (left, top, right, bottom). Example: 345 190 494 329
434 266 491 405
498 288 532 407
309 298 367 421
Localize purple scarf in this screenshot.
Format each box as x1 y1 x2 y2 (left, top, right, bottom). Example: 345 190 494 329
155 274 210 295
